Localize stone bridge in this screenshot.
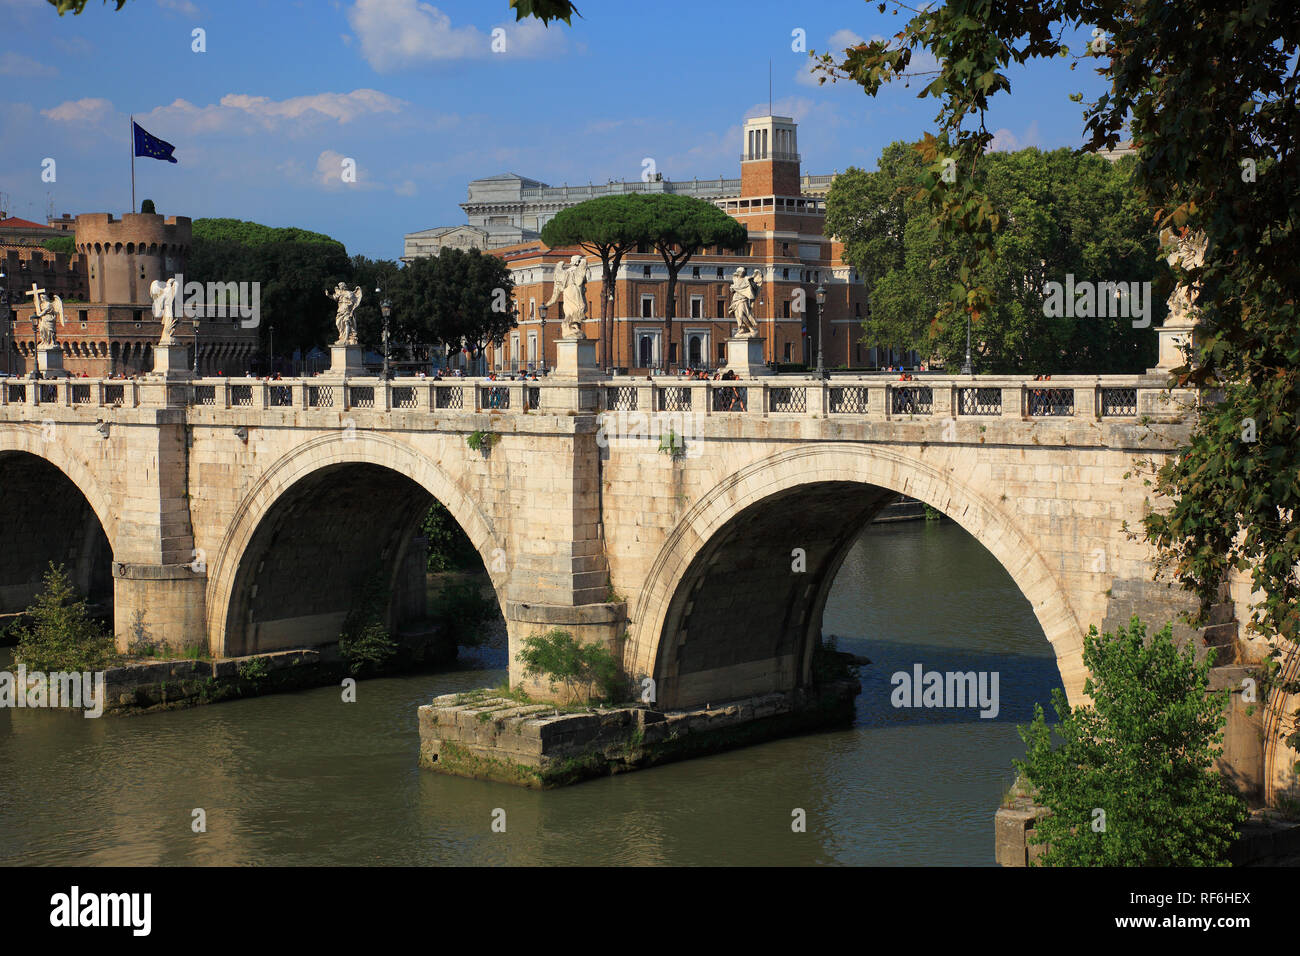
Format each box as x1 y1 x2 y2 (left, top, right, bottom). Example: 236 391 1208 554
0 371 1294 801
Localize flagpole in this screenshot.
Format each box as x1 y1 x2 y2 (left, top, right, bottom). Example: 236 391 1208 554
129 114 136 213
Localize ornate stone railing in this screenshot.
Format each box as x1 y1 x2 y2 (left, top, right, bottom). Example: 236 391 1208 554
0 372 1194 424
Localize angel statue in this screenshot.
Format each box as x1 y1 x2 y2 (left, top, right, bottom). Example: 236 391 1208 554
1158 228 1207 327
150 276 180 346
728 267 762 338
25 284 65 348
544 254 588 338
330 282 363 346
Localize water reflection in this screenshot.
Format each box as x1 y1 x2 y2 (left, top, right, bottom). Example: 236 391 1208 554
0 519 1061 866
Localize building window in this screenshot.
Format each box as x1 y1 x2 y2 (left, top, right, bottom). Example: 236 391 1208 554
716 268 723 278
640 295 654 318
78 310 88 322
691 266 700 278
782 268 788 280
690 296 703 319
643 266 651 279
782 242 789 255
784 342 792 361
782 300 791 319
717 342 725 362
716 299 726 319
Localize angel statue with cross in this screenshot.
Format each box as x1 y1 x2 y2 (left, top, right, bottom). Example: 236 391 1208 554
26 283 65 348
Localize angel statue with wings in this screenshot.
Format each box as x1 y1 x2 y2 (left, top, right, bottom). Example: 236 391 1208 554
729 267 762 338
150 276 180 346
330 282 363 346
543 254 588 338
26 284 65 348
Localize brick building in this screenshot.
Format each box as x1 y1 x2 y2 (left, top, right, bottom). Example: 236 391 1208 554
408 112 886 373
2 210 258 377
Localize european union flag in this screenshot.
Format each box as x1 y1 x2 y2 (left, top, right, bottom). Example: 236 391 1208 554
133 121 178 164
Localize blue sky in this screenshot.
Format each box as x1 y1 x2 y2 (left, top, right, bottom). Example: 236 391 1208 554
0 0 1108 259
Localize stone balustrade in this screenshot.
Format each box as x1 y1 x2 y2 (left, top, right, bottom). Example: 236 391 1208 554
0 372 1193 423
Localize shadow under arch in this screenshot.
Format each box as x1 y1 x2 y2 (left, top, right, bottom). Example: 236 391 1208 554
628 444 1086 711
206 432 506 657
0 446 114 616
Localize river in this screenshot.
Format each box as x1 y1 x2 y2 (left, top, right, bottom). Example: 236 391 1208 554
0 519 1059 866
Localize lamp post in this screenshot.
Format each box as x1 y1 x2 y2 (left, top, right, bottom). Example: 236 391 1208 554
0 263 8 376
192 312 201 375
381 298 392 379
267 324 274 376
606 289 614 374
815 283 826 380
538 302 548 374
961 312 972 375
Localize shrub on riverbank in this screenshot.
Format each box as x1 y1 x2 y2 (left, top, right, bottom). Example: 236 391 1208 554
338 570 398 674
1015 615 1247 866
11 563 116 672
516 629 622 704
430 581 496 646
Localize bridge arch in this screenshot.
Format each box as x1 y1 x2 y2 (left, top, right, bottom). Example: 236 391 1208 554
207 432 506 657
628 444 1087 710
0 426 117 615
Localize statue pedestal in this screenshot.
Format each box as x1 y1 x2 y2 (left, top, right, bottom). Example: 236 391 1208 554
151 343 193 380
330 344 365 377
724 336 771 377
552 337 603 382
1150 322 1196 372
35 346 68 379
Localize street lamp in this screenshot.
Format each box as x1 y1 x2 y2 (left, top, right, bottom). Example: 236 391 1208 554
381 298 392 379
606 289 614 373
815 283 827 380
961 313 972 375
0 263 8 376
268 324 274 376
192 311 201 375
538 302 548 374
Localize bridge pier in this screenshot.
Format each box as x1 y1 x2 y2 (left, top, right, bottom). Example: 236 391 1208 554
112 562 207 654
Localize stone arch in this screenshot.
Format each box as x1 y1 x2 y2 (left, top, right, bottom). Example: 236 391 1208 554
0 431 117 614
628 444 1087 709
206 432 505 656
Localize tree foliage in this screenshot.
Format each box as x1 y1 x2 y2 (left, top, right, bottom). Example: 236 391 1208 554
541 194 653 366
815 1 1300 743
11 563 116 672
1016 616 1247 865
389 248 516 367
516 629 622 703
637 194 748 368
41 235 76 258
828 142 1160 371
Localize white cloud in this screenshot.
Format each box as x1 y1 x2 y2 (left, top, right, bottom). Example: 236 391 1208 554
155 0 200 15
394 179 417 196
0 51 56 77
828 29 865 49
218 89 405 124
41 97 113 122
987 121 1041 153
315 149 354 188
346 0 568 71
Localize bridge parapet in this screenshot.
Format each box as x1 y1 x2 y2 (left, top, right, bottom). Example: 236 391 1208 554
0 372 1196 426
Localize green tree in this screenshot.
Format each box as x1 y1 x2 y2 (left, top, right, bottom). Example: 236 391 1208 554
1017 616 1247 865
541 194 651 369
637 194 747 369
139 198 156 215
391 248 515 371
516 629 621 703
11 563 116 672
421 500 479 573
828 143 1160 371
41 235 76 258
338 569 398 675
186 221 351 368
816 6 1300 744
